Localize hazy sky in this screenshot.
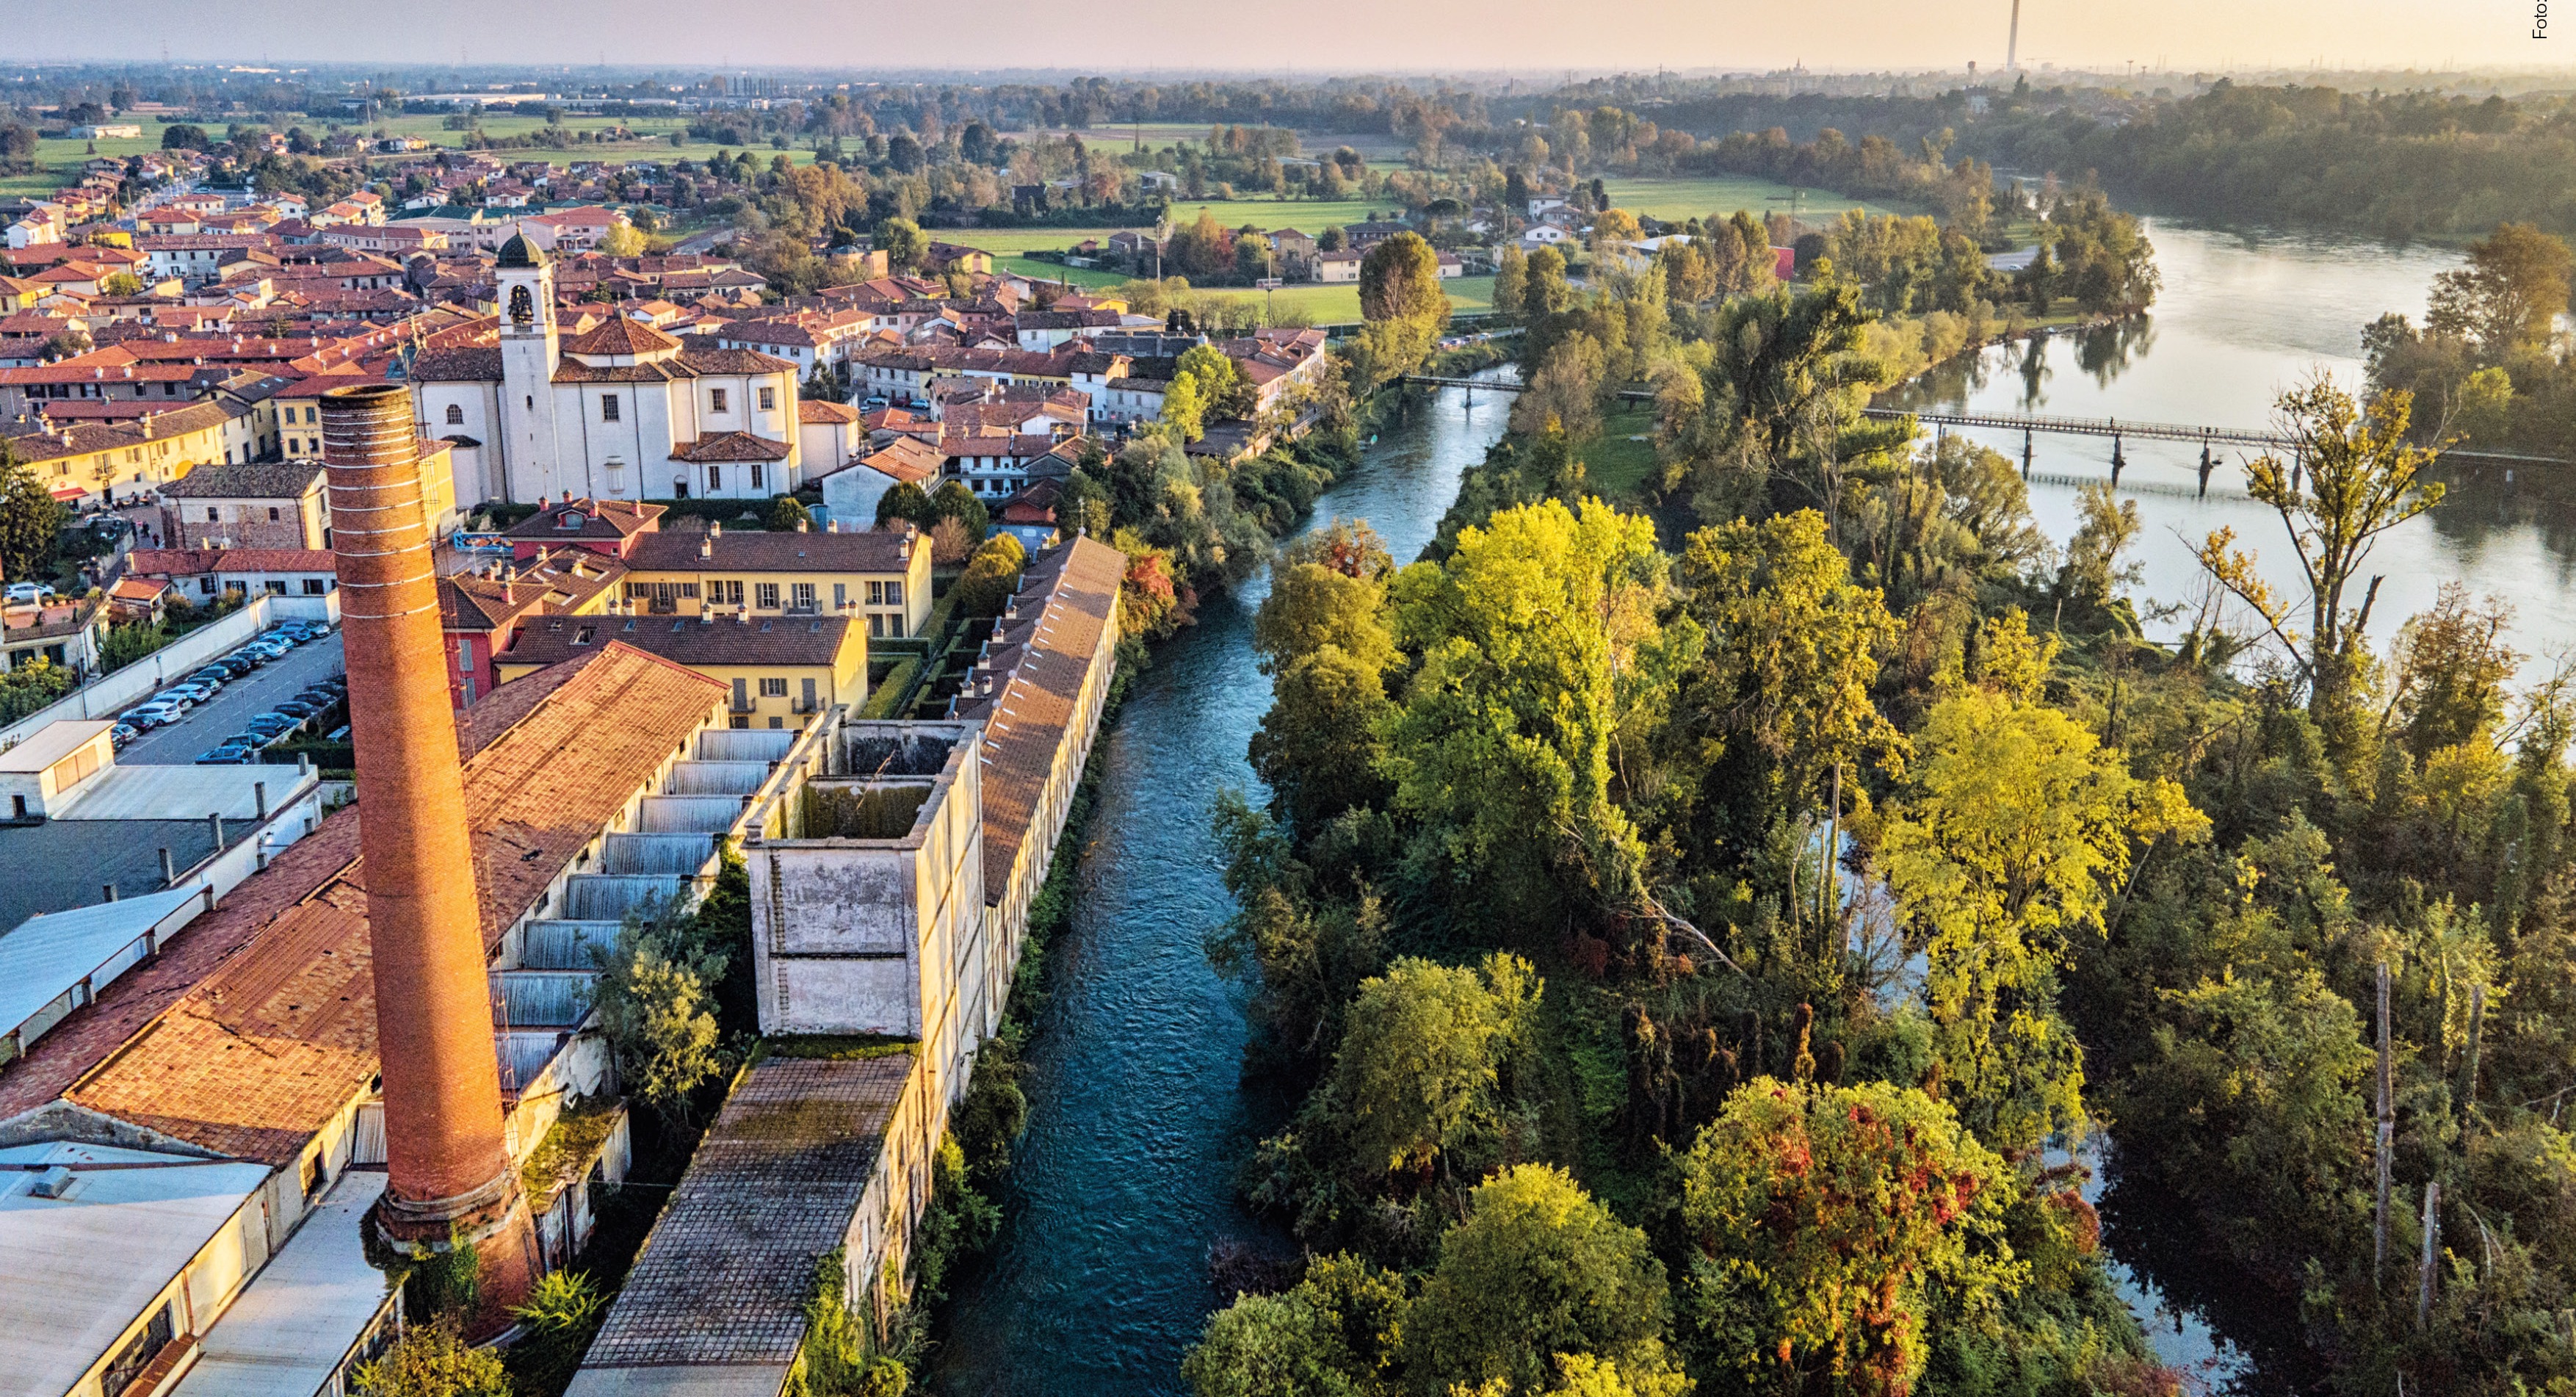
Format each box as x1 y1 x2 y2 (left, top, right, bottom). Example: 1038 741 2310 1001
26 0 2546 76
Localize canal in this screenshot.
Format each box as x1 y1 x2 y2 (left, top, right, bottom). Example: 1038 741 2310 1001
928 383 1518 1396
938 219 2576 1396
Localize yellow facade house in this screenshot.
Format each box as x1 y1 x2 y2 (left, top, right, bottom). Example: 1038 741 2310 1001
495 606 867 729
618 521 934 640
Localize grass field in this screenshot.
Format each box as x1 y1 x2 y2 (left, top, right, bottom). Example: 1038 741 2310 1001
988 260 1496 325
1570 404 1662 505
1604 174 1911 223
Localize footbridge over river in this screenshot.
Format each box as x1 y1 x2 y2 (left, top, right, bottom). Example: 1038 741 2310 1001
1400 376 2566 497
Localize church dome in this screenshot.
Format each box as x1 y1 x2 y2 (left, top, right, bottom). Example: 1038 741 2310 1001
497 231 548 269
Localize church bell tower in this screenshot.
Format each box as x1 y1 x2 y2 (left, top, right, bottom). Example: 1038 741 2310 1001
494 231 563 502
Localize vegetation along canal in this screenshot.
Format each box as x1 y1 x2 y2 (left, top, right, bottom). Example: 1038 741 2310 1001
938 220 2576 1396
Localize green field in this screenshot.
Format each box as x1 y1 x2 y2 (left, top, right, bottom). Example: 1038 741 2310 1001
988 261 1495 325
1603 174 1911 223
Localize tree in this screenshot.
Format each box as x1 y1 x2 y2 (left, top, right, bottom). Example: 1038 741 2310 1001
2426 222 2573 359
2192 374 2445 764
588 914 725 1128
927 479 990 542
766 494 811 531
350 1318 512 1397
0 657 74 724
876 216 927 272
1403 1165 1676 1396
160 123 208 151
598 222 647 257
1670 509 1903 869
1161 371 1209 443
1522 246 1573 319
1184 1253 1406 1397
1491 245 1529 321
0 444 66 582
1380 499 1679 925
1358 231 1447 331
1881 676 2207 1151
1327 955 1536 1177
950 533 1027 618
875 480 933 530
1677 1078 2019 1397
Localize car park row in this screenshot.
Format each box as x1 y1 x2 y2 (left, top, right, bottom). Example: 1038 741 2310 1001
100 619 346 763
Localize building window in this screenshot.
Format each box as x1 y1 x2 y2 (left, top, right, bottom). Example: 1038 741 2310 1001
791 582 814 610
868 613 883 638
601 394 621 422
749 463 764 491
769 715 784 729
756 582 780 609
303 577 326 596
445 403 465 425
268 507 281 521
833 582 847 609
264 580 287 596
883 580 903 607
759 676 787 697
886 613 905 639
709 579 743 606
865 580 883 606
709 388 728 413
100 1305 174 1397
706 466 723 491
458 637 476 667
758 386 776 411
205 507 219 521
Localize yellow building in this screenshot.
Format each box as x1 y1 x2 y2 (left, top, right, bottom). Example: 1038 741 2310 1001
495 606 866 729
3 402 234 505
620 522 933 641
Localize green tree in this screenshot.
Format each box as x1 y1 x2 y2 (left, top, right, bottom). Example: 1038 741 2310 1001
876 216 927 272
767 494 813 531
351 1318 512 1397
508 1271 607 1394
927 479 990 542
160 123 208 151
1380 498 1684 925
1358 231 1448 331
1403 1165 1676 1396
0 657 73 723
1184 1253 1407 1397
1491 245 1529 321
0 444 65 582
1161 372 1209 443
949 533 1027 619
1522 246 1573 319
1249 527 1400 829
1881 679 2207 1151
2426 222 2573 359
1328 954 1537 1177
1676 1078 2019 1397
588 914 726 1129
101 272 144 297
598 222 647 258
875 480 933 530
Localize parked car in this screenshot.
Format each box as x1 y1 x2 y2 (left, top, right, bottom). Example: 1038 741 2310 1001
125 702 180 729
108 723 138 749
181 672 225 694
271 700 322 720
195 743 257 765
246 711 300 734
205 657 253 678
295 687 341 707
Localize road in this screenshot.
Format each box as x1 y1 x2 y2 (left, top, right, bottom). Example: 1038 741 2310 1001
120 632 346 765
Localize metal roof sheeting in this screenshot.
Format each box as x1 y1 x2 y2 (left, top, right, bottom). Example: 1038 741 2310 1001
167 1170 397 1397
0 887 205 1058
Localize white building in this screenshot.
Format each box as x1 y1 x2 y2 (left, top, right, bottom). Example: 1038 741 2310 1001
411 233 804 505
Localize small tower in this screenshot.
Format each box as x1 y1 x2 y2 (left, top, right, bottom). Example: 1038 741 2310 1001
494 231 564 502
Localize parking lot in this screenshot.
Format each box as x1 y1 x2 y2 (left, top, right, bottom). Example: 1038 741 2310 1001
118 631 347 765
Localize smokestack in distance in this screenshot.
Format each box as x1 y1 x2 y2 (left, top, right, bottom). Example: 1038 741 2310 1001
322 383 534 1318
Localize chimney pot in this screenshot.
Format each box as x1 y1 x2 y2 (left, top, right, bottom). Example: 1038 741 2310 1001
103 883 117 903
208 810 224 845
254 781 267 818
159 846 176 887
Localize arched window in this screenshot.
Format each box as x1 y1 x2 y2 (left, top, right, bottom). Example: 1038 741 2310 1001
444 403 464 425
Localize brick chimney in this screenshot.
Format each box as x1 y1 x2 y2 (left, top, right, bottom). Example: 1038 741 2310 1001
322 383 535 1318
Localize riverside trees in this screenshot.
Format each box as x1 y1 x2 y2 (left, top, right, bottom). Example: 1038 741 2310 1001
1193 239 2576 1390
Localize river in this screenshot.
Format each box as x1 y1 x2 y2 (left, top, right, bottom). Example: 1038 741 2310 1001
935 220 2567 1396
928 386 1516 1396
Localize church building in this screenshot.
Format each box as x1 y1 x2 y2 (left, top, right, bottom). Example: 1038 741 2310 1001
412 234 806 506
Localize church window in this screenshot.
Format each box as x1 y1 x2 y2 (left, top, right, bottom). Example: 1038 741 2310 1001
706 465 723 491
444 403 463 425
709 388 728 413
600 395 621 422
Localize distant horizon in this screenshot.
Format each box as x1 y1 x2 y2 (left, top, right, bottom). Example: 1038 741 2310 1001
4 0 2544 78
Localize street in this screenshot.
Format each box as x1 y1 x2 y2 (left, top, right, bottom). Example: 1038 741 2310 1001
118 631 347 765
